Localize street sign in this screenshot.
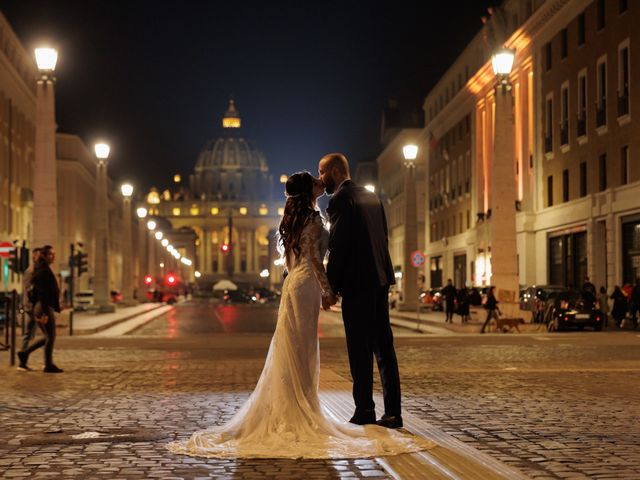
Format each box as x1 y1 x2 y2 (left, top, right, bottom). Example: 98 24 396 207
410 250 426 268
0 241 13 258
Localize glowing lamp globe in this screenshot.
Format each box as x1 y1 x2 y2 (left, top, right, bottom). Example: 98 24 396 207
136 207 148 219
35 48 58 72
402 144 418 161
146 220 157 231
120 183 133 197
492 48 515 76
161 239 169 247
154 231 163 240
94 143 110 160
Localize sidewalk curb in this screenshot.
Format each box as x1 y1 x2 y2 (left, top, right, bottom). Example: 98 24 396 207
68 304 168 335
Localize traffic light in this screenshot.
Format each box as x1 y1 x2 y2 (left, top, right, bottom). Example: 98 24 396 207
7 248 19 273
19 246 29 273
76 251 89 277
144 275 153 285
221 243 231 253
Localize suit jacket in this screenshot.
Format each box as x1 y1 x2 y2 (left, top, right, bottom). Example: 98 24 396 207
326 180 395 296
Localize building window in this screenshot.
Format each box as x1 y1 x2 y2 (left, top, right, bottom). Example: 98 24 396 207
210 207 219 215
580 161 588 197
549 231 587 288
577 70 587 137
545 96 553 153
547 175 554 207
545 42 552 71
172 207 181 216
561 83 569 146
562 169 570 202
621 145 629 185
561 28 568 59
599 153 607 191
259 205 269 215
578 12 586 45
597 0 606 30
239 207 248 215
618 42 630 117
620 0 628 13
596 57 607 127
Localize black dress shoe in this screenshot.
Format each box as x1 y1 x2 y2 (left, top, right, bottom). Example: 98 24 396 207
17 351 31 371
43 365 64 373
376 414 403 429
349 409 376 425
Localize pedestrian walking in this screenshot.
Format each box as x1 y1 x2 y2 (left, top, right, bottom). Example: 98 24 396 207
441 279 457 323
17 247 42 371
457 287 470 323
18 245 63 373
629 279 640 329
480 286 500 333
598 286 609 328
610 286 628 329
582 276 596 295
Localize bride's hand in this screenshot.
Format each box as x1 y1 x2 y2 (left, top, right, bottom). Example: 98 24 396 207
322 293 337 310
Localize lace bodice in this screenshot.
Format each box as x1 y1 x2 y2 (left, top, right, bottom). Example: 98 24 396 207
287 214 332 296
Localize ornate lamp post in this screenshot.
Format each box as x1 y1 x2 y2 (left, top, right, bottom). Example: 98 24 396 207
136 207 148 298
147 220 157 287
120 183 136 305
398 144 419 311
490 47 520 314
33 48 59 262
93 142 115 312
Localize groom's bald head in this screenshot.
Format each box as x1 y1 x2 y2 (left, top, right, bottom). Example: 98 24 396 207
319 153 350 195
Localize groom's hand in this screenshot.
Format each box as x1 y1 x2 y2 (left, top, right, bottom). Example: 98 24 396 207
322 293 338 310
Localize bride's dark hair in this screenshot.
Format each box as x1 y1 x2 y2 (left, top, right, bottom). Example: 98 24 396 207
278 171 318 262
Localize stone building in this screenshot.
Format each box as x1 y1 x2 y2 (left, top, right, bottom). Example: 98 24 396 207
0 12 36 292
141 100 283 287
420 0 640 291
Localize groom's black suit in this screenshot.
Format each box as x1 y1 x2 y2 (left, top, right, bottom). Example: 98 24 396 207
326 180 401 417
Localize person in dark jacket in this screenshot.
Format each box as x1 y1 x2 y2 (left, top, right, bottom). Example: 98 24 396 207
19 245 63 373
17 247 42 371
480 286 500 333
610 286 628 329
629 279 640 329
457 287 470 323
441 279 457 323
320 153 401 429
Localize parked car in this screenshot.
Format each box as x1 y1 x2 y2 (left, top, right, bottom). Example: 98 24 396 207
223 290 253 304
421 288 443 311
249 288 280 304
74 290 94 310
520 285 566 323
548 291 604 332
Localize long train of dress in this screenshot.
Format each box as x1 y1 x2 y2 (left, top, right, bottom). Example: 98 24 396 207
167 215 434 458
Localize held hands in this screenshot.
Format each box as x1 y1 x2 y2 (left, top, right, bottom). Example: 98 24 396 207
36 314 49 325
322 292 338 311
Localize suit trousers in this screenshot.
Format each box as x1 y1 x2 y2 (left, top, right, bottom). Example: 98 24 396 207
341 286 401 416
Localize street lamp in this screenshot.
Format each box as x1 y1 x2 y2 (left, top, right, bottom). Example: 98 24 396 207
490 46 519 315
154 231 163 240
161 239 169 247
136 207 149 297
33 47 60 263
146 220 157 231
398 143 419 311
120 183 136 305
93 142 115 312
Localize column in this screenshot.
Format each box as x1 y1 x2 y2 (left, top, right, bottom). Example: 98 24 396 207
33 76 59 260
490 84 519 316
94 160 114 312
399 166 418 311
234 228 241 273
247 229 254 273
121 195 136 305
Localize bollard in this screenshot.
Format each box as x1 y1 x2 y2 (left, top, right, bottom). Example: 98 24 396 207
69 309 74 336
10 290 16 366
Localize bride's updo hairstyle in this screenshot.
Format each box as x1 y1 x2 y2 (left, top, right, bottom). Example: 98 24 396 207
278 171 318 262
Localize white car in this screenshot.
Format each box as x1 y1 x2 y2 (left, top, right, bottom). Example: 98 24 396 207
74 290 94 310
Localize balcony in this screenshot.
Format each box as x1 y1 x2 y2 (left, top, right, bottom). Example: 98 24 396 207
618 89 630 117
544 135 553 154
577 113 586 137
560 121 569 146
596 99 607 128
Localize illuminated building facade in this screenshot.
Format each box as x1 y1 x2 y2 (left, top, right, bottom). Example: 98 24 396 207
141 100 283 285
420 0 640 290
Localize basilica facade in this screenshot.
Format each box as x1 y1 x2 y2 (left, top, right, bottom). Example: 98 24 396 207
140 100 284 287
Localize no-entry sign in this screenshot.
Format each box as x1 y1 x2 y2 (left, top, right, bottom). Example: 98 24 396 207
0 241 13 258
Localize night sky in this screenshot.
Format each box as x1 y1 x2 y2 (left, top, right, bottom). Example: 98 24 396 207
3 1 496 195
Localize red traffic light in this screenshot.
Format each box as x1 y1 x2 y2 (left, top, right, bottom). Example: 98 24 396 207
221 243 231 253
144 275 153 285
166 274 177 286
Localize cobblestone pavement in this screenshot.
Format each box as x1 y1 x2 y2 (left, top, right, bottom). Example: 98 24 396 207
2 302 640 479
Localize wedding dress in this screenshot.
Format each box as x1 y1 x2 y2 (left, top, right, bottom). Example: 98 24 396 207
167 214 434 459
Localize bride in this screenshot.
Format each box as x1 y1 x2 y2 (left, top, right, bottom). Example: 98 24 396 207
168 171 434 459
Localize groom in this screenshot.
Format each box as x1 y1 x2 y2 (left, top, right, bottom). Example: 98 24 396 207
319 153 403 429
